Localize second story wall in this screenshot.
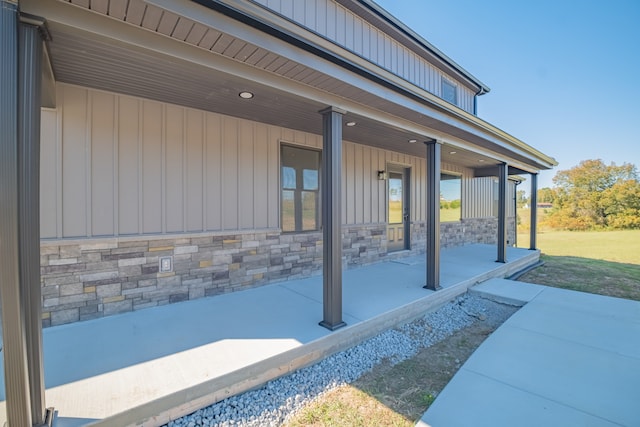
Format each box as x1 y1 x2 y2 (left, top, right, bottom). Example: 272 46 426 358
252 0 477 113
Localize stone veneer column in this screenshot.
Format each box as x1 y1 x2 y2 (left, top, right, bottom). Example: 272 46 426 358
318 107 346 330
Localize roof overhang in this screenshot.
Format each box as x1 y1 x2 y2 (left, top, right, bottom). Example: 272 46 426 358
21 0 556 174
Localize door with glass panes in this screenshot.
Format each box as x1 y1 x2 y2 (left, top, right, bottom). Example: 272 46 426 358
387 165 410 252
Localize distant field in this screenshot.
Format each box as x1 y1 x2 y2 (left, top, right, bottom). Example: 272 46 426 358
518 229 640 264
440 207 461 222
517 229 640 301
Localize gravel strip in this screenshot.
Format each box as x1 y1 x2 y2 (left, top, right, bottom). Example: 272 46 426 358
164 294 511 427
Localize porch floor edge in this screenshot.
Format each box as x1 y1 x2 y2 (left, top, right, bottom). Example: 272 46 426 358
76 246 539 427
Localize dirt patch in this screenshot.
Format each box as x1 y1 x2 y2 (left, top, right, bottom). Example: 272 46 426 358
353 303 517 422
285 299 518 426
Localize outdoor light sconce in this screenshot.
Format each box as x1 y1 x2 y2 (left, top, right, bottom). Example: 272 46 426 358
377 170 387 180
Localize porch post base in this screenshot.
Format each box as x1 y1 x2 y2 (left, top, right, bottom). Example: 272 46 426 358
423 283 442 291
319 320 347 331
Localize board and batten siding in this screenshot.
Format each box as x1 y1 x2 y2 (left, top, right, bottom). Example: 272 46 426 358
41 84 468 239
42 84 282 238
463 177 518 218
253 0 476 113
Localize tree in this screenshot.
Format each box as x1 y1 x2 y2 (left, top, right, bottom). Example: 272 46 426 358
601 179 640 229
537 187 557 204
516 190 528 208
545 159 639 230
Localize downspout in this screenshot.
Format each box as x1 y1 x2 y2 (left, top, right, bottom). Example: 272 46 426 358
473 87 488 116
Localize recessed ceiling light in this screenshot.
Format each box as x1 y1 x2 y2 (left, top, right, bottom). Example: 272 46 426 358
346 121 356 127
449 151 457 154
408 139 417 143
478 159 485 162
239 91 254 99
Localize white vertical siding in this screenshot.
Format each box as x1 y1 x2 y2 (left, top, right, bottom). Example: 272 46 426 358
339 143 446 225
142 100 163 234
61 85 88 237
40 109 59 236
463 177 518 218
186 109 204 231
41 84 484 239
254 123 270 229
165 105 184 232
253 0 477 114
221 116 239 230
90 91 116 236
117 95 140 235
464 176 491 218
205 114 222 230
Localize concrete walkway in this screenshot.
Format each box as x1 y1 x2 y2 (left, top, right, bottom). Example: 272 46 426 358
419 278 640 427
0 244 536 427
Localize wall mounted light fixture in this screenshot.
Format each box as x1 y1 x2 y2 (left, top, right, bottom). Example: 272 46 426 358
377 170 387 180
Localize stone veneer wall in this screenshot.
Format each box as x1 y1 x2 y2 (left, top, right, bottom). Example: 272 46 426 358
455 217 517 247
41 224 387 327
40 217 515 327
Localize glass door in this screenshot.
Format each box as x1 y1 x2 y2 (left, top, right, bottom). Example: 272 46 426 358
387 166 410 252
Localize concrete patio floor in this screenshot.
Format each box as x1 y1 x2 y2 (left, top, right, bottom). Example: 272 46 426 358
1 244 538 427
419 278 640 427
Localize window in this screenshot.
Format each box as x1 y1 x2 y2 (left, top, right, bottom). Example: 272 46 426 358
440 173 461 222
441 79 458 105
281 145 321 232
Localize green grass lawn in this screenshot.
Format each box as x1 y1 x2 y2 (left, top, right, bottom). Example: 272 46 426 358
440 207 461 222
518 229 640 264
517 229 640 301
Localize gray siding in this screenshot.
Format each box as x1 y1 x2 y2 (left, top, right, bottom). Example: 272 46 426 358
43 84 478 239
463 176 518 218
254 0 476 112
42 84 287 238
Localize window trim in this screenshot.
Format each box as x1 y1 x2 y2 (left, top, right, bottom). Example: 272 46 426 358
279 142 322 233
440 171 462 223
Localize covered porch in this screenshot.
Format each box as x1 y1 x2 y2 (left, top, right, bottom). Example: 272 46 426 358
1 0 556 425
7 244 538 426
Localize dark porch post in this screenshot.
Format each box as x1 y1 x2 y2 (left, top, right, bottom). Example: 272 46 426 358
0 2 34 425
424 140 441 290
529 173 538 250
319 107 346 331
497 162 508 263
18 17 47 425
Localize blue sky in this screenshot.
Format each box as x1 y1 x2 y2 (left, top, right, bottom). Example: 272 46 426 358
375 0 640 191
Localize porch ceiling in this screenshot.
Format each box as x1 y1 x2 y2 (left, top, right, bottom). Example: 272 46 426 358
27 0 536 172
